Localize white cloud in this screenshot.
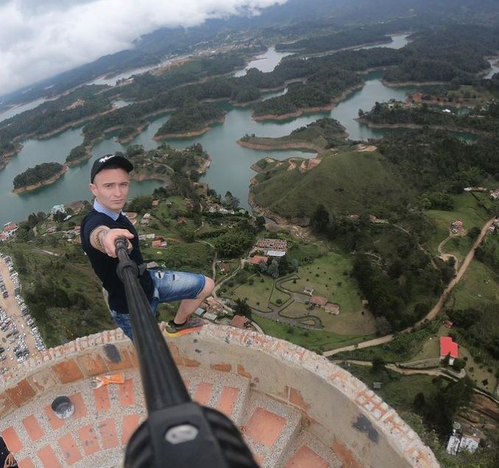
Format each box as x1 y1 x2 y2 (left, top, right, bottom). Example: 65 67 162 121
0 0 287 96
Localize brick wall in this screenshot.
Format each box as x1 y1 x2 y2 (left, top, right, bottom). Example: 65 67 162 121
0 324 439 468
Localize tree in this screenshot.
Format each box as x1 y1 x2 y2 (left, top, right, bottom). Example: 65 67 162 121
267 259 279 279
256 216 266 230
413 392 426 413
375 316 392 336
452 358 466 372
310 204 329 234
234 298 252 319
371 357 386 373
223 191 240 210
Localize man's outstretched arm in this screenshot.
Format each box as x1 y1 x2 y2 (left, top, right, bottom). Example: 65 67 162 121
90 226 134 258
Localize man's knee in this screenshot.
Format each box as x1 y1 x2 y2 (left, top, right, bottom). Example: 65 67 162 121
202 277 215 297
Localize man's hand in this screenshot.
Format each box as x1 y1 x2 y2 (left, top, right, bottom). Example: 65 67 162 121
101 228 134 258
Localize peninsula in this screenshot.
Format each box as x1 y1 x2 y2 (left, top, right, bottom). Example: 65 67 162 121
12 162 68 193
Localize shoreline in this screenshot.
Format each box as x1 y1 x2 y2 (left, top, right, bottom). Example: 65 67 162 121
153 117 225 140
0 143 25 171
381 79 447 88
13 165 68 194
278 39 394 59
252 83 364 122
116 122 149 144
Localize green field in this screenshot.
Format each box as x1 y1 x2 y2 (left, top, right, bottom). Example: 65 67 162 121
228 274 274 312
279 301 375 334
143 241 214 276
253 315 375 352
252 147 413 218
282 251 363 314
450 260 499 309
336 320 441 363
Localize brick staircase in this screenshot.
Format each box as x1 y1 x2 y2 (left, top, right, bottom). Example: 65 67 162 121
2 367 342 468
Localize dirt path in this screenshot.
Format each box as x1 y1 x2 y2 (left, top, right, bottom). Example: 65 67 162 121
437 235 459 270
338 359 465 378
324 217 496 357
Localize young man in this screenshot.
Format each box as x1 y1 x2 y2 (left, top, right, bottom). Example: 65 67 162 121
81 153 214 341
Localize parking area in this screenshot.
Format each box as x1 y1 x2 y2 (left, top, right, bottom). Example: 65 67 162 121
0 253 46 374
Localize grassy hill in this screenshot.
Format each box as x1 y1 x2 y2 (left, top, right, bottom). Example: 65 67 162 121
239 118 348 153
251 145 413 217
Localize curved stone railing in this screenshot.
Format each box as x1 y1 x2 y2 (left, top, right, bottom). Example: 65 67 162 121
0 324 439 468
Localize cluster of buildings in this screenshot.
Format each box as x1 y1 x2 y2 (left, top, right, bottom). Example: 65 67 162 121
0 222 18 243
249 238 288 265
450 220 465 235
195 297 225 322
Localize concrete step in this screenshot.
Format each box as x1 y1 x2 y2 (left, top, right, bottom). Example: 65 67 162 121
239 392 302 468
281 429 344 468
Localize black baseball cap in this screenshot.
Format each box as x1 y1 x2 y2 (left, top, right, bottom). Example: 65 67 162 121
90 153 134 183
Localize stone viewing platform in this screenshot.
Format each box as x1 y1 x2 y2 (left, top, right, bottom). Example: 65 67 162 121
0 324 439 468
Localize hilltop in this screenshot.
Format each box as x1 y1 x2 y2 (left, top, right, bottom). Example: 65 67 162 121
250 144 412 219
238 117 348 153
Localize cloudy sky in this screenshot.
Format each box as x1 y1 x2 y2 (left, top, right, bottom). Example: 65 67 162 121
0 0 287 96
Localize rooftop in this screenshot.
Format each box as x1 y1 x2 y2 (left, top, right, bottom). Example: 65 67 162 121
0 325 439 468
440 336 459 358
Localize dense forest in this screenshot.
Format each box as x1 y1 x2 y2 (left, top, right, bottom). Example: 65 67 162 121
253 69 363 117
377 128 499 193
155 101 225 137
13 162 64 189
384 26 499 83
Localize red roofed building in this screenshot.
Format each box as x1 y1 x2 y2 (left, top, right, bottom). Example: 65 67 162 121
2 223 18 238
230 315 250 329
324 303 340 315
440 337 459 365
310 296 328 308
250 255 268 266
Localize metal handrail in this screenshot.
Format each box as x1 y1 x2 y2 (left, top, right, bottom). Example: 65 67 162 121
114 238 259 468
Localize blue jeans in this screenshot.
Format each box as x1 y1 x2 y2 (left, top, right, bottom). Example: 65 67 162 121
111 269 206 341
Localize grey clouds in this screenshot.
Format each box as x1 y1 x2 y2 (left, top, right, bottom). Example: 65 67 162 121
0 0 287 96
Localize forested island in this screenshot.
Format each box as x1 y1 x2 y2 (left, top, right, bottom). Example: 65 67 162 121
238 117 348 152
65 144 92 166
118 142 211 186
12 162 67 193
154 101 226 139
